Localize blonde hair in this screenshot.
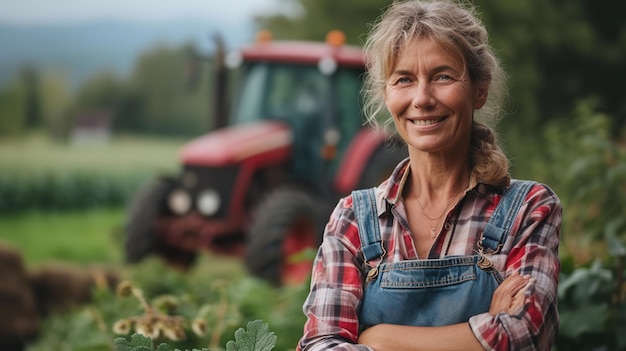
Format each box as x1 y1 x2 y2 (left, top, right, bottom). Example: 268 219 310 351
362 0 510 187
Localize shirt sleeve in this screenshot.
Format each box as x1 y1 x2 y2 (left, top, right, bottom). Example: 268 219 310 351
469 183 562 351
297 197 374 351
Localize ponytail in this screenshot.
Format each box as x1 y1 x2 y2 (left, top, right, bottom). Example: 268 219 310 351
470 122 510 189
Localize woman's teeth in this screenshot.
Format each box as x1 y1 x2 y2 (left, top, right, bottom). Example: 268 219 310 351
411 118 441 126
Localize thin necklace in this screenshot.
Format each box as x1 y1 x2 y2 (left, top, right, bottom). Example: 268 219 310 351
416 190 465 238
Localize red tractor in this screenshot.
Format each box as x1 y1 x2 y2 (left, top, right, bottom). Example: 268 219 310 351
123 30 406 285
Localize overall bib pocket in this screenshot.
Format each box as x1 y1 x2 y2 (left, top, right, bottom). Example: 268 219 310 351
359 255 501 327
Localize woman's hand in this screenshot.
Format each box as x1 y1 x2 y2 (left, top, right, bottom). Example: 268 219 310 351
490 272 533 315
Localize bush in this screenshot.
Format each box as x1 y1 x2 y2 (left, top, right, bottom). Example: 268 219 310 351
505 99 626 350
25 258 306 351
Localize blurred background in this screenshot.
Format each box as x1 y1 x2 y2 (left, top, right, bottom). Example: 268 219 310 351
0 0 625 350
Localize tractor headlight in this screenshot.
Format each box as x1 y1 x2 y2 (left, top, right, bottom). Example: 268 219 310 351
167 188 192 215
196 189 221 216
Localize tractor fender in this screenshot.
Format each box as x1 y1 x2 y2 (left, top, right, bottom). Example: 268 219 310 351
334 128 394 194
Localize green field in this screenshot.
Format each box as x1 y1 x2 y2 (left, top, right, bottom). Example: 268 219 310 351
0 209 124 267
0 207 248 275
0 132 185 176
0 133 185 265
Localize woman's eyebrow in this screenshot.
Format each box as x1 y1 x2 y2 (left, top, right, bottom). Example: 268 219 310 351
390 69 412 76
390 65 460 77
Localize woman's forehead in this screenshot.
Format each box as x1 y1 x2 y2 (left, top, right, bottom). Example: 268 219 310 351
390 37 465 73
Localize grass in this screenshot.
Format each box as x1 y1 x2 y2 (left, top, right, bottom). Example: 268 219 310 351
0 208 125 267
0 132 186 176
0 132 188 265
0 207 249 278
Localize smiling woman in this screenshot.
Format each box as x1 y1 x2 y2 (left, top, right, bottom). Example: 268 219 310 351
297 1 562 350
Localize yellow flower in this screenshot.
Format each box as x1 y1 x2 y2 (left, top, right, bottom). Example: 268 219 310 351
112 319 132 335
153 295 180 312
116 281 134 298
135 321 160 339
191 318 208 336
162 324 186 341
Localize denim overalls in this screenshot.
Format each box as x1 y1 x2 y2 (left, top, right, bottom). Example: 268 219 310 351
354 180 534 327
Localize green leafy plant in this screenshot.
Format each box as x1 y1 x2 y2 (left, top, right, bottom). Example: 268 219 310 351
114 332 208 351
225 320 276 351
557 259 626 350
533 99 626 351
113 320 276 351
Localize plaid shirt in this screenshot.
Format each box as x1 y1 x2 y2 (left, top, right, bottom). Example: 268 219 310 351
298 158 561 351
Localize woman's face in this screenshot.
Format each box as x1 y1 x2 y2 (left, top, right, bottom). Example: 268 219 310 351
385 37 487 156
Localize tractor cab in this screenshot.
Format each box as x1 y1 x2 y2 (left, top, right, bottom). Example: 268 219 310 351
224 30 365 190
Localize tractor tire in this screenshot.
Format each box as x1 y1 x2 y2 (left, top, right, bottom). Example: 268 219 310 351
358 142 407 189
244 187 325 286
123 178 173 264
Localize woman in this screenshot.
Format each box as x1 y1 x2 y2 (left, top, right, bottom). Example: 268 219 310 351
297 0 561 350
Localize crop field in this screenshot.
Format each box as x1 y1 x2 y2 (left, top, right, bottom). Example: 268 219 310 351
0 133 188 267
0 132 185 176
0 208 124 267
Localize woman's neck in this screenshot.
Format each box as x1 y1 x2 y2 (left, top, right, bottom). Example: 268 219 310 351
406 150 471 203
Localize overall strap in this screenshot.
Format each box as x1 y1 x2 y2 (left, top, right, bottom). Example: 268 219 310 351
481 179 536 253
352 188 384 262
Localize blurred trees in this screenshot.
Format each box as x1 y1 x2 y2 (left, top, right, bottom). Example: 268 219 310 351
0 0 624 139
130 44 209 135
0 43 211 139
0 76 27 136
257 0 626 135
253 0 388 46
39 73 73 140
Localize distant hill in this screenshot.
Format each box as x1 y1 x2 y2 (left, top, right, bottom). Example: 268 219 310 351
0 18 256 90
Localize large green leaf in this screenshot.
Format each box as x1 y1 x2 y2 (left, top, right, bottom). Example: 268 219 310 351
559 304 608 338
114 333 154 351
225 320 276 351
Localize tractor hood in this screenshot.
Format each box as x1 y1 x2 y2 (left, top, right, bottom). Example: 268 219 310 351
180 121 293 166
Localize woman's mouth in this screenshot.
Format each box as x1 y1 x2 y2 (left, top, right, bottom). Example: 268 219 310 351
411 117 446 126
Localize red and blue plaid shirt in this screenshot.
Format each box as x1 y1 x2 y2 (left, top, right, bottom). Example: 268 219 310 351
298 158 561 351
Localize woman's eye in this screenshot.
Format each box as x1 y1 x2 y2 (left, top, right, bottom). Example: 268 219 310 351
397 77 412 84
436 74 452 81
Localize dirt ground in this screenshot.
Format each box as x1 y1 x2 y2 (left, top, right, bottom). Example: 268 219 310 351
0 245 118 351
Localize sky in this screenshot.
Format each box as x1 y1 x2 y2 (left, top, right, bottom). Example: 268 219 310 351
0 0 293 88
0 0 280 25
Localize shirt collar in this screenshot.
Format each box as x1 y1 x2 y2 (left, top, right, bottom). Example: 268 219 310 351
381 157 503 208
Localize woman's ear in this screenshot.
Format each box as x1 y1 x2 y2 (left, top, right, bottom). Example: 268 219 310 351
474 85 488 109
474 75 490 109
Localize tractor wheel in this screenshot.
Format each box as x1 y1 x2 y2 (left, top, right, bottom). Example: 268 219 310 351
123 178 173 264
244 187 324 286
358 142 407 188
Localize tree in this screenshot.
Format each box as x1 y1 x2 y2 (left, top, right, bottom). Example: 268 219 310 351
69 72 142 133
255 0 390 45
0 66 43 136
130 43 211 136
0 78 27 136
39 72 72 140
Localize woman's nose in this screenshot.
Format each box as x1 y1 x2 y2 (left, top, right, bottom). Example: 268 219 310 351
412 82 435 109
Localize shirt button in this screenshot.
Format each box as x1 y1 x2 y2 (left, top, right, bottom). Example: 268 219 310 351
444 222 451 231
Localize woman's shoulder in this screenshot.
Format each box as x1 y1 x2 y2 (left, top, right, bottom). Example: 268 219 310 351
513 179 561 205
476 179 561 215
507 180 562 226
